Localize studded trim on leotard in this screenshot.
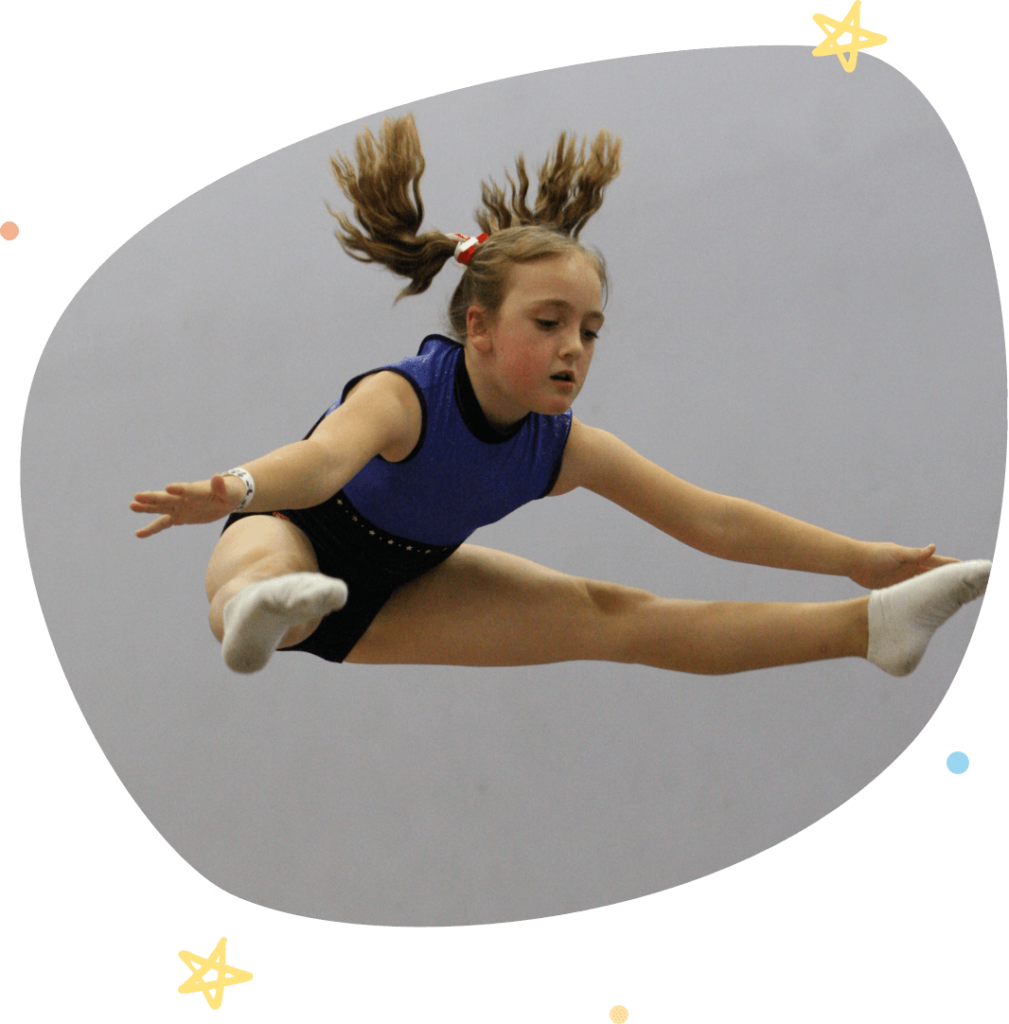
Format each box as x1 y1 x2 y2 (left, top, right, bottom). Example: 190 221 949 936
328 492 456 558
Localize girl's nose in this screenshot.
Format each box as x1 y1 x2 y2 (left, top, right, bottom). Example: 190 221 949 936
558 326 584 357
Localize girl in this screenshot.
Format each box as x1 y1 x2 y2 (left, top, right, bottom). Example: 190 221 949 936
131 115 990 677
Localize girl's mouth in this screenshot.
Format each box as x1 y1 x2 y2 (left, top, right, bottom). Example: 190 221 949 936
550 371 574 383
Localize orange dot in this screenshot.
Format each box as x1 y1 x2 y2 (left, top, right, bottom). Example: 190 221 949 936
610 1006 629 1023
1 221 19 241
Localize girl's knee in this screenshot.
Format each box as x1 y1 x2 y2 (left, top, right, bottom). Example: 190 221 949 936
206 517 318 600
581 577 653 618
206 551 317 643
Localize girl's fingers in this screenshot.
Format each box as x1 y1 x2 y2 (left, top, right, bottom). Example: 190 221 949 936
154 514 176 534
925 554 960 568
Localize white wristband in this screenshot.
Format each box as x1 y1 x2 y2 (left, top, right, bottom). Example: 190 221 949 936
224 467 255 511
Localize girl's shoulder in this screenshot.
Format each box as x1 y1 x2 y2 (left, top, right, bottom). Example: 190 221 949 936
311 366 426 464
415 333 462 359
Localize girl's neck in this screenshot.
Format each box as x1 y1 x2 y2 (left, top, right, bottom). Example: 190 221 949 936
463 346 530 432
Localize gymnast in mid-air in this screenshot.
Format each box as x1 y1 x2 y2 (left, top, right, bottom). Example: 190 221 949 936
131 115 990 676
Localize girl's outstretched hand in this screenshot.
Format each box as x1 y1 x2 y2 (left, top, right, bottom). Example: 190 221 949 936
849 542 958 590
130 475 244 538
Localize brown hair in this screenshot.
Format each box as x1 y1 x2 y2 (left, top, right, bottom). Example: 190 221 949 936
329 115 621 338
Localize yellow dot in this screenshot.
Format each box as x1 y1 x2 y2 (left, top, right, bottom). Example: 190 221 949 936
610 1006 629 1023
0 221 19 241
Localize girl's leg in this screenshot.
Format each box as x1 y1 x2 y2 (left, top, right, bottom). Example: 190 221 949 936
347 545 869 673
206 515 319 642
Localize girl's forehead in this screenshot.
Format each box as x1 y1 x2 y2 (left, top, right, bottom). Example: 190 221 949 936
505 253 602 300
514 251 594 277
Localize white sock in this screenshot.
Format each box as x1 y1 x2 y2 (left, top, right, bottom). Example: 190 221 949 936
221 572 348 674
867 560 991 676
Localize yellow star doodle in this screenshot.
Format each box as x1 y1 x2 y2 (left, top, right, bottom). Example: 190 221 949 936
178 937 253 1010
812 1 887 73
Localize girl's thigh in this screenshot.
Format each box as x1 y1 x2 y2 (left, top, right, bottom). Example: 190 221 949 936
346 544 640 666
205 514 321 602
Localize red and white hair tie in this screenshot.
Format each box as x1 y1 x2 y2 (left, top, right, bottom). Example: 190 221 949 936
452 232 488 265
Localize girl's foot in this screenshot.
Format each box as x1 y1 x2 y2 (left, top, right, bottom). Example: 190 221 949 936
867 560 991 676
221 572 348 674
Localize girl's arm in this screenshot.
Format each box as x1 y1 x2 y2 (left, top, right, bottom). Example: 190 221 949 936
553 415 733 561
551 420 854 569
216 372 421 512
131 372 421 538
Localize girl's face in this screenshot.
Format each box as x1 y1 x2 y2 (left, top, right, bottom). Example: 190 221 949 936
466 253 604 427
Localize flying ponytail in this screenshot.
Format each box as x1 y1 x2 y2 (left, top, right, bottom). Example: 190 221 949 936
328 114 622 327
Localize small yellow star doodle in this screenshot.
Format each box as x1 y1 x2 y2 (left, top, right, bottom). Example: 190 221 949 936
178 937 253 1010
812 1 887 73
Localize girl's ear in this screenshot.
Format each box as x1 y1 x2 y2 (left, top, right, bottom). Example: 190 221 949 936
469 305 491 350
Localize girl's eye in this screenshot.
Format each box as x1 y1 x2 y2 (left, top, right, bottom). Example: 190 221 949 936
582 330 598 342
536 317 598 342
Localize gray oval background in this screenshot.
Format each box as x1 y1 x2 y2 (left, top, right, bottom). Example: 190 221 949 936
22 48 1004 926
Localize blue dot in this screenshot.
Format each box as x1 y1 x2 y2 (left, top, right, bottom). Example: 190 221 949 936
946 751 969 774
